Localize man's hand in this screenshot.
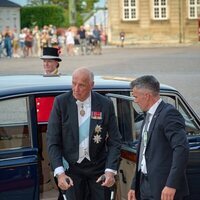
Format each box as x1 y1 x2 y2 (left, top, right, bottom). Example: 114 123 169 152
128 189 136 200
161 186 176 200
57 172 73 191
96 171 115 187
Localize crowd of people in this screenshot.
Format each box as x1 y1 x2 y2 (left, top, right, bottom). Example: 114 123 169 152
0 24 107 59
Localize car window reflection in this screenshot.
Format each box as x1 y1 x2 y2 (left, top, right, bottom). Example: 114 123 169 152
0 98 31 150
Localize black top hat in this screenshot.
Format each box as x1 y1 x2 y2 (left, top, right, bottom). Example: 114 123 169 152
40 47 62 62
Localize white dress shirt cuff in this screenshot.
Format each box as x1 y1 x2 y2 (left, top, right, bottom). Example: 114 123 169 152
54 166 65 177
105 168 117 175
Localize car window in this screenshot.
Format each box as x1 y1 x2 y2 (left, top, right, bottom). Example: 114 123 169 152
0 97 31 150
114 97 141 145
160 94 200 136
177 99 200 136
160 94 176 107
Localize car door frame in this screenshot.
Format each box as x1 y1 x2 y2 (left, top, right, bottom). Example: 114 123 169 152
0 94 39 200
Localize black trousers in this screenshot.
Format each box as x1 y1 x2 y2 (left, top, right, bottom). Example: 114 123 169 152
140 173 154 200
63 158 111 200
64 173 111 200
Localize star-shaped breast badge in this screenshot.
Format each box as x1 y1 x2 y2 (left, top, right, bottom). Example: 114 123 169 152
95 125 102 134
93 134 102 144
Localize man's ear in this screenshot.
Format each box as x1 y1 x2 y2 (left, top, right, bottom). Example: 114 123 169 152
91 81 94 88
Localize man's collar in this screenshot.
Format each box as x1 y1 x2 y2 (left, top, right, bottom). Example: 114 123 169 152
76 93 91 106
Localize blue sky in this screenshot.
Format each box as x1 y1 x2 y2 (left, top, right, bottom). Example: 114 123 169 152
10 0 27 6
95 0 105 8
10 0 105 7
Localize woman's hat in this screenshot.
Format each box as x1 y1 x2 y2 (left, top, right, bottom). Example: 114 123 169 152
40 47 62 62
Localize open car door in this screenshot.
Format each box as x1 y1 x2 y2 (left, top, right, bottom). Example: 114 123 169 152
0 96 39 200
106 93 142 200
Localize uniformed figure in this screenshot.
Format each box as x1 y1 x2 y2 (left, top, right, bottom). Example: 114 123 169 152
40 47 63 199
40 47 62 75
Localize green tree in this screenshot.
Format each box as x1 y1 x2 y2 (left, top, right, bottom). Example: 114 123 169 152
28 0 98 11
23 0 98 27
21 5 66 28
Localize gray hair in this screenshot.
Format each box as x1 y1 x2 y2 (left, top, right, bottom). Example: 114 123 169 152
73 67 94 82
130 75 160 96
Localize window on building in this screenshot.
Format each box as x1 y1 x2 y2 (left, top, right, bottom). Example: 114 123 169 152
188 0 200 19
152 0 168 20
122 0 138 21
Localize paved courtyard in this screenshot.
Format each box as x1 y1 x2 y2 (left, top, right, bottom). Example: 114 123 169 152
0 44 200 116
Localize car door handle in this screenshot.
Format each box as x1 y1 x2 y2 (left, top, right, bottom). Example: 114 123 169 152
119 169 127 183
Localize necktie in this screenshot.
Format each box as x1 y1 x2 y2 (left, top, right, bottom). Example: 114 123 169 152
138 112 151 171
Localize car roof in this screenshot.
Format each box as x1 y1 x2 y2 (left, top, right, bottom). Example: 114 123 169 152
0 75 176 98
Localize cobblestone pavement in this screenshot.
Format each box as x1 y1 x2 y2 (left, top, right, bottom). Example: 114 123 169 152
0 44 200 116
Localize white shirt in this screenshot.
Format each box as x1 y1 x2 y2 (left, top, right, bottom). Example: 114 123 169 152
141 98 162 174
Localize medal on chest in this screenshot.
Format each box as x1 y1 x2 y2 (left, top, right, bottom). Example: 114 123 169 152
80 104 85 116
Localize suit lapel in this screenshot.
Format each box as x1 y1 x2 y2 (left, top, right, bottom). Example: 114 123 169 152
68 94 79 141
89 92 102 142
147 101 166 144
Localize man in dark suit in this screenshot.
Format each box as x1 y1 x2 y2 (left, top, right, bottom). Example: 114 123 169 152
47 67 121 200
128 75 189 200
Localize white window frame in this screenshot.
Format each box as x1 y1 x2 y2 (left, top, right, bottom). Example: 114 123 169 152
151 0 168 20
188 0 200 19
122 0 139 21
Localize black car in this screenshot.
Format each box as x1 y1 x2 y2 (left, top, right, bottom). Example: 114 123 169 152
0 75 199 200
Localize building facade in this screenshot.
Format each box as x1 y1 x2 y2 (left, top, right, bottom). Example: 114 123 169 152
0 0 21 33
107 0 200 45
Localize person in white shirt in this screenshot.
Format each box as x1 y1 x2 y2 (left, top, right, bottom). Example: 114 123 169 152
65 28 75 56
128 75 189 200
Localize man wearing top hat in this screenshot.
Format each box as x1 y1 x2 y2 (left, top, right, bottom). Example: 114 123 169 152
39 46 64 199
40 47 62 75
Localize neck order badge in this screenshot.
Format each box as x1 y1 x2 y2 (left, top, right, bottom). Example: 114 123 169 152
80 104 85 116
